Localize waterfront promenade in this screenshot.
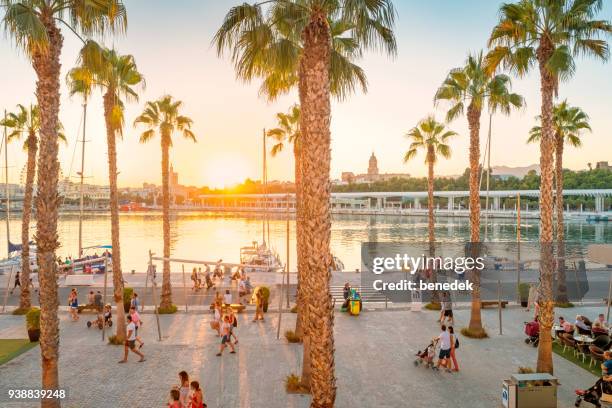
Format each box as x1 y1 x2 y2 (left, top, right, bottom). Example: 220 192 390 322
0 304 601 407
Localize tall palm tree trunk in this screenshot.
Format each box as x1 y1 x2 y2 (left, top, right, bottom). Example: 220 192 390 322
18 132 37 312
160 133 173 308
427 147 439 304
299 11 336 407
294 141 305 340
103 92 126 341
554 134 568 304
536 44 556 375
32 12 63 408
467 104 484 334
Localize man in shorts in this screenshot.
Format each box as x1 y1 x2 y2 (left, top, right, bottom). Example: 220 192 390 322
119 315 145 363
435 325 452 372
216 315 236 356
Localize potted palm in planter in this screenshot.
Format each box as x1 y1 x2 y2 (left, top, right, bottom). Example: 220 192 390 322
26 307 41 342
519 283 530 307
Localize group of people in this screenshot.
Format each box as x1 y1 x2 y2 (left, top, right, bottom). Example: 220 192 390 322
167 371 206 408
211 303 238 356
190 266 214 291
555 313 610 337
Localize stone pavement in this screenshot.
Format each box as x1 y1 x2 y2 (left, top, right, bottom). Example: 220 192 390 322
0 304 602 407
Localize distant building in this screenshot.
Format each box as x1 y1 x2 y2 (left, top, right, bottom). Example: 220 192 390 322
59 178 110 201
595 161 611 171
341 152 410 184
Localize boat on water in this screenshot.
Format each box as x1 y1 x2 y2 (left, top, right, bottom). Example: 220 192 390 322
586 214 609 222
240 241 283 273
0 242 37 275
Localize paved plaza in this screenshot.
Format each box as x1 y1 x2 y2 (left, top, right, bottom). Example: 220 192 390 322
0 303 602 407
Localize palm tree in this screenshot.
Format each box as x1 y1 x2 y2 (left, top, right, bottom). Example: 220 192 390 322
528 100 590 305
215 7 373 359
68 42 144 341
134 96 196 310
1 105 65 313
1 2 126 400
1 105 38 313
267 104 304 337
435 51 524 337
215 4 396 404
487 0 611 374
403 116 456 304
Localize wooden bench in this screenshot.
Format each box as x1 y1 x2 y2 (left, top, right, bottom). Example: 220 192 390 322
481 300 508 308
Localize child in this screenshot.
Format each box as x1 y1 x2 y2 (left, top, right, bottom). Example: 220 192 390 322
216 315 236 356
129 307 144 348
190 381 205 408
103 304 112 327
167 389 181 408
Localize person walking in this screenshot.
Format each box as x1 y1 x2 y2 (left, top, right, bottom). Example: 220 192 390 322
118 314 145 363
434 325 452 373
252 290 264 322
441 292 454 325
216 315 236 356
228 310 238 345
68 289 79 321
130 306 144 348
448 326 459 372
10 271 20 295
130 292 140 311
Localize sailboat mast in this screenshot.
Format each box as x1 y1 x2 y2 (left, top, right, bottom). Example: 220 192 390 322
78 102 87 257
262 129 266 245
3 110 9 257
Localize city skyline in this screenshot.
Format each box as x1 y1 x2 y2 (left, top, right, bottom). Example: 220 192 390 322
1 0 611 188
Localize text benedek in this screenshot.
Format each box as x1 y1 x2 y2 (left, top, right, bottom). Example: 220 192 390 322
372 280 474 291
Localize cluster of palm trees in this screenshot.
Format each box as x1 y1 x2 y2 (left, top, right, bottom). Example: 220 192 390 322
404 0 610 377
1 1 195 403
1 0 610 406
233 2 609 403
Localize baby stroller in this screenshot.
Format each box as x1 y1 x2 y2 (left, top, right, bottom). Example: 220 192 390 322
575 378 612 407
524 320 540 347
86 313 112 330
414 339 437 369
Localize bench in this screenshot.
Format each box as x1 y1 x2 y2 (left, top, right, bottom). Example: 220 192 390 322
330 286 390 309
481 300 508 308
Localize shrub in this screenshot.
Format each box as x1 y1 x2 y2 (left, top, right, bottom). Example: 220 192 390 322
518 283 530 302
461 327 489 339
285 373 309 394
12 307 29 315
285 330 302 343
123 287 134 313
255 286 271 313
290 305 297 313
157 304 178 314
424 302 441 311
555 301 574 308
108 335 123 345
25 307 41 330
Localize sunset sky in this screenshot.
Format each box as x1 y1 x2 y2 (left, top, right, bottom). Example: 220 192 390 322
1 1 611 188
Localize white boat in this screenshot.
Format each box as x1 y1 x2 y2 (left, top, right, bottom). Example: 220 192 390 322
240 241 283 273
0 242 37 275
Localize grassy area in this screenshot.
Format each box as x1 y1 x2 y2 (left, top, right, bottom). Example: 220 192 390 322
552 341 600 377
0 339 38 365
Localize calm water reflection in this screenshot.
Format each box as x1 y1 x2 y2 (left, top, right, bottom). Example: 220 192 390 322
1 211 610 271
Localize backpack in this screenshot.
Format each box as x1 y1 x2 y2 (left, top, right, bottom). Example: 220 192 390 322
455 337 459 349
